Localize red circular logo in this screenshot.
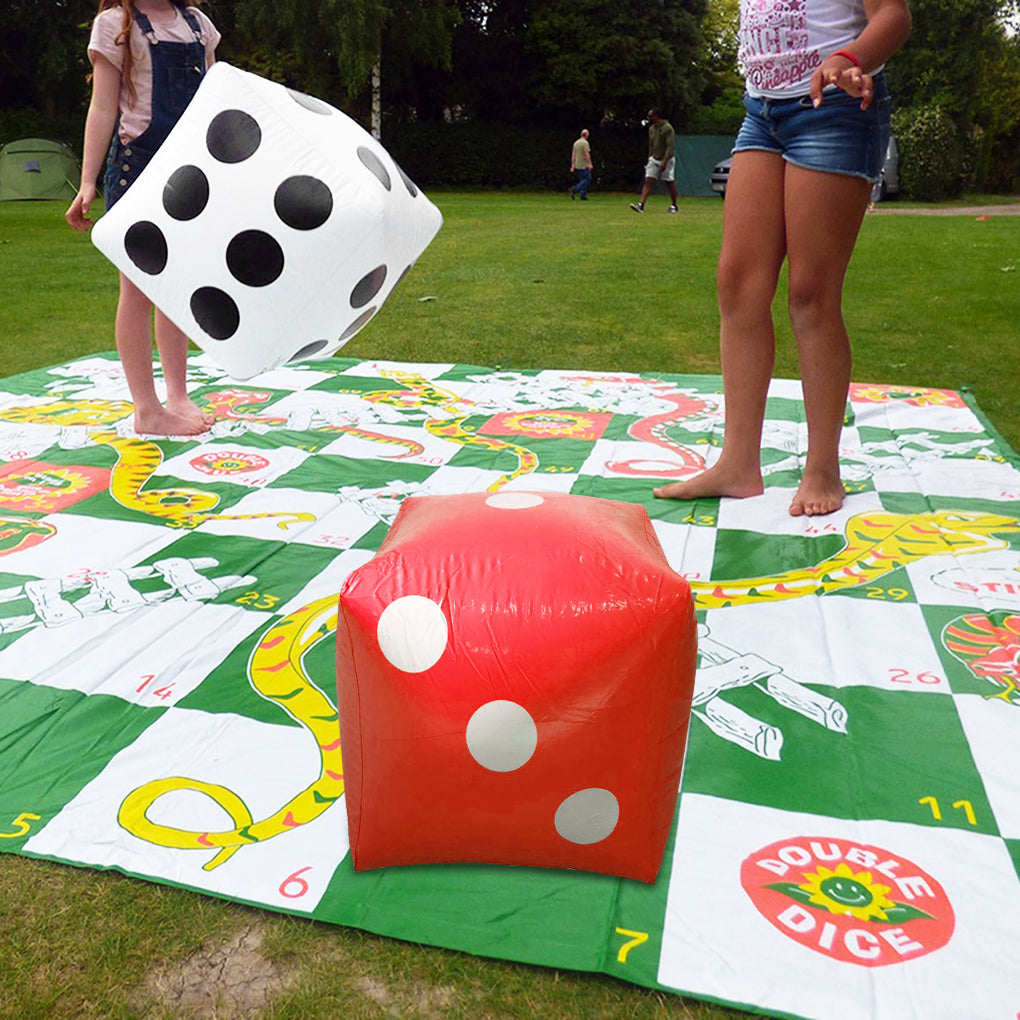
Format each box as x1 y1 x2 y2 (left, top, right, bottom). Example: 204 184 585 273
741 837 954 967
190 451 270 476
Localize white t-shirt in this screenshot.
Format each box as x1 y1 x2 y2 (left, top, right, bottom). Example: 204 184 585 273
738 0 873 98
89 5 220 143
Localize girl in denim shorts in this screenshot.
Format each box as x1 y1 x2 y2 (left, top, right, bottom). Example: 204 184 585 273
66 1 220 437
655 0 911 517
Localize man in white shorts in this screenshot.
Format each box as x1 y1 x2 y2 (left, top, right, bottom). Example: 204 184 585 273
630 108 679 213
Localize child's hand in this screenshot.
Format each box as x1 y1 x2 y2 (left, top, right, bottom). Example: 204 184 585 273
65 185 96 232
810 55 874 110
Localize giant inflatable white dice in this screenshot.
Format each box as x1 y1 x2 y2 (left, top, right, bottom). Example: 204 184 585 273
92 63 443 380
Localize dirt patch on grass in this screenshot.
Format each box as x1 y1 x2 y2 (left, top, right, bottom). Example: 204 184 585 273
133 921 297 1019
354 974 460 1017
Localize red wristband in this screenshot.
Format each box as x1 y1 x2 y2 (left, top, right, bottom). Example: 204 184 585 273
832 49 861 68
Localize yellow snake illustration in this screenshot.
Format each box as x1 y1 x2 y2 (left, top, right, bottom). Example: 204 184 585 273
0 399 133 427
691 510 1020 610
329 425 426 459
366 371 539 489
118 595 343 869
92 432 314 530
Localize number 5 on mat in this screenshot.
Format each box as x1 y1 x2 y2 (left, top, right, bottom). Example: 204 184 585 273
0 812 41 839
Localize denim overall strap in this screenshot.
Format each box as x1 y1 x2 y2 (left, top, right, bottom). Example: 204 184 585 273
131 5 206 147
104 5 207 208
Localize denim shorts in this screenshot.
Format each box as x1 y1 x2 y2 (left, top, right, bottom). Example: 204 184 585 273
733 73 891 182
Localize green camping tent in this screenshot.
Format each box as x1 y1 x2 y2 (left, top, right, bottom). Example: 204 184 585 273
0 138 81 201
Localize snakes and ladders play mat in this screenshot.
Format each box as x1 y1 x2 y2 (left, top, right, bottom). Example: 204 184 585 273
1 353 1018 1020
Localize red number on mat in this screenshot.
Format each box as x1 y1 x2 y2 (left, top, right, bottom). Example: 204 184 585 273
890 668 944 686
279 866 312 898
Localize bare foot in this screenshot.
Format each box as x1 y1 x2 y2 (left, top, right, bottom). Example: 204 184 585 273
653 464 764 501
134 405 212 436
788 469 846 517
166 395 216 429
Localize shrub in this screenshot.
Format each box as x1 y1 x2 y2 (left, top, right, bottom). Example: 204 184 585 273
891 104 965 201
0 107 84 149
687 88 745 136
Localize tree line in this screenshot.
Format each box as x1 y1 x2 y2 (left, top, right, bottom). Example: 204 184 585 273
2 0 1018 195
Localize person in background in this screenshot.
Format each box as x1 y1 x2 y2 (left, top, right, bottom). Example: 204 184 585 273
66 0 219 436
654 0 911 516
570 128 594 200
630 108 679 213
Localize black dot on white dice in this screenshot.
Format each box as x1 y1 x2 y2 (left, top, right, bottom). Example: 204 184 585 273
393 265 412 292
191 286 240 340
357 147 391 191
351 266 387 308
163 165 209 220
395 162 418 198
226 229 285 287
289 339 329 362
274 175 332 230
286 88 334 116
207 109 261 163
124 220 168 275
339 307 376 342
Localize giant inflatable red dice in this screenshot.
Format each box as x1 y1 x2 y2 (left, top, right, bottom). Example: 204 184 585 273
336 490 697 883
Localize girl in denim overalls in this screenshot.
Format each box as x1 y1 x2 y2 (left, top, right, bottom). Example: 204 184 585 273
67 1 220 436
654 0 911 518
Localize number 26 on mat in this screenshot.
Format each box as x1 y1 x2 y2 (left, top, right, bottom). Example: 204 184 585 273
0 812 41 839
889 668 944 687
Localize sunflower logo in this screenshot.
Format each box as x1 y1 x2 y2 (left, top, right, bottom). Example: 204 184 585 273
742 837 953 966
765 861 930 926
798 863 895 922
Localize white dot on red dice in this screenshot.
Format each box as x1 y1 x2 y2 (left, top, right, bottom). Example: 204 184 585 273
465 700 538 772
484 493 545 510
554 788 619 844
376 595 448 672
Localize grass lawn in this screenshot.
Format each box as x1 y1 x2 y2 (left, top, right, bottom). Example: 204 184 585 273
2 190 1018 448
0 191 1017 1020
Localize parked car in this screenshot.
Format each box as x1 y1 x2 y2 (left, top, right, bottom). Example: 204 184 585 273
872 135 900 200
709 136 900 199
709 157 731 197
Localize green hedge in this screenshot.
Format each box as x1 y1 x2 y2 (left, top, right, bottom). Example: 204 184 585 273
382 120 648 191
0 108 84 152
0 107 705 195
891 104 965 201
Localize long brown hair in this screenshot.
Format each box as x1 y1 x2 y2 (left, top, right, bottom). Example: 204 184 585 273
94 0 203 103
